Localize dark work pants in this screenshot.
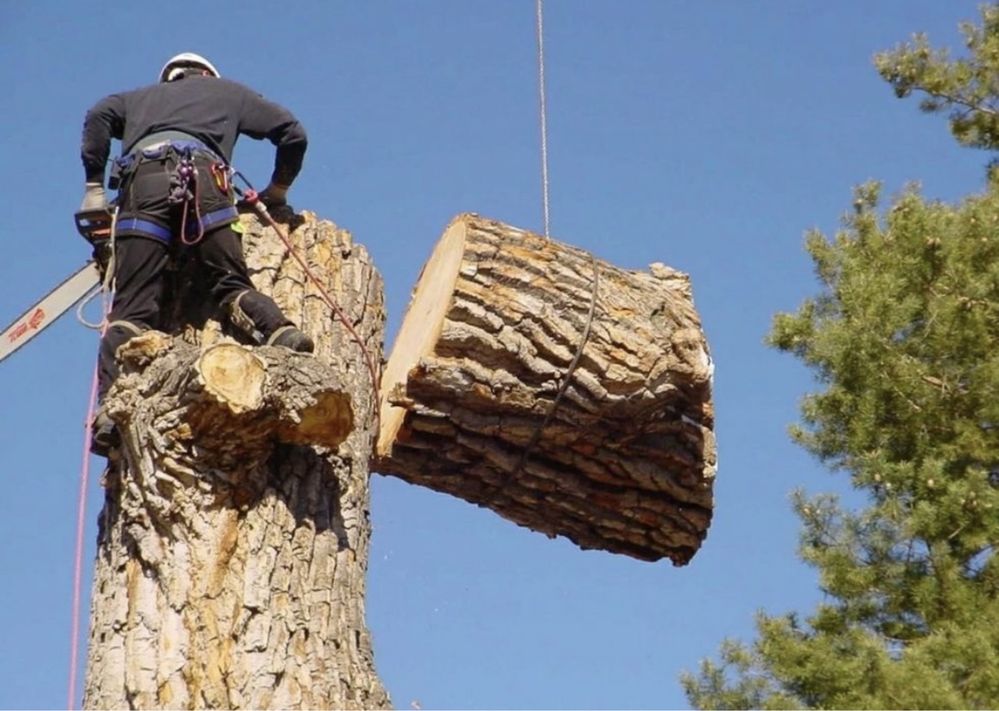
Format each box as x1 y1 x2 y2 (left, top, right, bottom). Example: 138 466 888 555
98 152 295 401
98 227 292 400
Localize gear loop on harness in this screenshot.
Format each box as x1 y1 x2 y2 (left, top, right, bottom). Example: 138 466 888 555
168 153 197 205
170 149 205 246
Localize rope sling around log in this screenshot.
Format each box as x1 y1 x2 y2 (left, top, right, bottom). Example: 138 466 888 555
517 0 602 480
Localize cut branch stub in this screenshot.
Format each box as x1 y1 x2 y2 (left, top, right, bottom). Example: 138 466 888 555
109 332 353 466
376 213 716 565
198 343 266 412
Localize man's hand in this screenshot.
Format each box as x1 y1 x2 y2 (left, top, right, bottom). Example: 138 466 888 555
258 182 289 207
79 182 108 212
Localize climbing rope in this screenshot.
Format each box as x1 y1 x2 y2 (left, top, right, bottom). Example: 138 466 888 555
536 0 552 239
68 363 101 710
69 206 119 709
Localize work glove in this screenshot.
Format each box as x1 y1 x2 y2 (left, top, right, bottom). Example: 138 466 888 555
79 182 108 212
258 182 289 208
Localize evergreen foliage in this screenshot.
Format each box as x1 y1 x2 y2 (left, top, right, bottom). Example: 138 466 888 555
876 4 999 155
682 6 999 708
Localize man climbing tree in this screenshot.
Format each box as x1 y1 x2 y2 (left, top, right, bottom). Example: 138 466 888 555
80 52 314 455
73 52 394 710
73 43 713 706
681 6 999 709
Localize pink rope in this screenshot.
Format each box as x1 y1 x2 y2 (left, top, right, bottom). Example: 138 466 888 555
68 361 100 710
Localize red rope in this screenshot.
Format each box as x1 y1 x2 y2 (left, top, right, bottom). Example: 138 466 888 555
246 193 382 438
179 162 205 246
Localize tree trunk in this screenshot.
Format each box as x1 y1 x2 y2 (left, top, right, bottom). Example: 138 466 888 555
376 214 716 565
83 210 390 710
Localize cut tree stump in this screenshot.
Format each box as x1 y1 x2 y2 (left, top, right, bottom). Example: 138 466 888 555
84 210 390 710
376 213 716 565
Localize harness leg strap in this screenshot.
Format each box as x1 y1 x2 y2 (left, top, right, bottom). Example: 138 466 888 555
227 290 265 344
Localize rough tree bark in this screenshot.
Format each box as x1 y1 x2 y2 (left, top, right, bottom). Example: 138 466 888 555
377 214 716 565
83 210 390 709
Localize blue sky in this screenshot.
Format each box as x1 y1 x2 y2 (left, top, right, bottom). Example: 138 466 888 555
0 1 989 708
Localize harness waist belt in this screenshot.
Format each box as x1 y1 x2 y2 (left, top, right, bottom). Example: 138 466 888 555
111 134 225 189
130 130 214 157
118 133 221 170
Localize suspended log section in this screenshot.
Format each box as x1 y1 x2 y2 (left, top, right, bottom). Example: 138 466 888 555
376 213 716 565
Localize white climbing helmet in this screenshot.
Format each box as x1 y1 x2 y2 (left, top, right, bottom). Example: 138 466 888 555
158 52 221 82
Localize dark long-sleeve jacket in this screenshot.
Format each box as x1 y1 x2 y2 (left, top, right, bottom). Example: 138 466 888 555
81 75 307 187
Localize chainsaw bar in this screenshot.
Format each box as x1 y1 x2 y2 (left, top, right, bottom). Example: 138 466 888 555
0 262 101 364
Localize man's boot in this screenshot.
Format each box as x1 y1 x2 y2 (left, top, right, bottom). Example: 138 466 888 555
267 325 315 353
228 290 314 353
91 410 120 456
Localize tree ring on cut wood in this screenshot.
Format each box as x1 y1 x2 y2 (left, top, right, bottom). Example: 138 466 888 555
376 213 716 565
279 390 355 448
197 343 266 413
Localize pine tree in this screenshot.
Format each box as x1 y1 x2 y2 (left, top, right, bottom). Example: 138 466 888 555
682 6 999 709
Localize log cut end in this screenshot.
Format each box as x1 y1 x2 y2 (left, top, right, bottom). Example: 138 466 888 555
278 389 354 449
378 216 466 454
198 344 266 413
376 213 716 565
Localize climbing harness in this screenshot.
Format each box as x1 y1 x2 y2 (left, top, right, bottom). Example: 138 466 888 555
111 137 237 246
